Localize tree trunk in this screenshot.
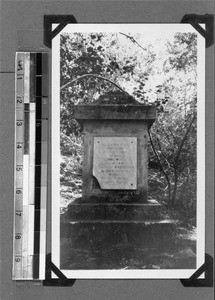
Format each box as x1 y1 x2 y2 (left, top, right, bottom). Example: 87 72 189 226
170 114 196 206
167 180 172 206
148 129 172 205
171 168 179 207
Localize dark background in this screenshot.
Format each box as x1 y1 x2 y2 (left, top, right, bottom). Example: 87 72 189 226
0 1 214 299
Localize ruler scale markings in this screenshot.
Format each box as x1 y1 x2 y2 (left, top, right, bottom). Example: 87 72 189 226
24 53 30 104
13 256 22 279
16 142 24 162
15 165 23 188
17 75 24 94
15 188 23 212
13 53 24 279
22 205 29 279
23 98 30 277
16 53 24 114
17 53 25 75
22 156 29 206
30 53 36 103
16 53 27 279
13 52 48 280
28 53 37 279
16 110 24 141
23 53 33 278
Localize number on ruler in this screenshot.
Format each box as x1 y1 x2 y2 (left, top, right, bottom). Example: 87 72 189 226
17 144 22 149
17 60 23 71
17 96 23 104
15 234 21 239
16 189 22 194
14 256 21 263
16 211 22 217
16 166 23 172
42 98 48 105
16 121 23 126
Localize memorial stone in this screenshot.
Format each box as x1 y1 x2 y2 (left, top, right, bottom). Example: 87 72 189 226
93 137 137 190
61 94 175 269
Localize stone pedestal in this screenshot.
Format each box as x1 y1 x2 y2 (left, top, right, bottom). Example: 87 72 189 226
74 104 156 202
60 101 176 269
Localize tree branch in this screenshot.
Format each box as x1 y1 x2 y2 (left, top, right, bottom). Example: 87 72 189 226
119 32 147 52
155 135 172 168
148 128 172 204
174 114 196 167
168 127 180 149
61 73 132 97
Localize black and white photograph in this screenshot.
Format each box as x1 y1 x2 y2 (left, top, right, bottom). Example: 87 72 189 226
51 24 205 279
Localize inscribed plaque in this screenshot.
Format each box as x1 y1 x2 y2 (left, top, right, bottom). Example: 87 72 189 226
93 137 137 190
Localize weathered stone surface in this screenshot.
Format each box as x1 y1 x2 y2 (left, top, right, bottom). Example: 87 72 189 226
74 104 156 124
93 91 141 105
60 221 176 252
93 137 137 190
60 229 196 270
63 200 162 222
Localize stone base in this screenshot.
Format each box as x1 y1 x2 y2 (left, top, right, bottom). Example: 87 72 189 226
61 220 176 248
63 199 162 221
60 236 196 270
60 199 177 270
60 220 177 269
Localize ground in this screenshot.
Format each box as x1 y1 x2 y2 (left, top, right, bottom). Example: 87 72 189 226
60 224 196 270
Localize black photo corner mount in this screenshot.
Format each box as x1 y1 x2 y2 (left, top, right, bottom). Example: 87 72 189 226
180 253 214 287
181 14 214 48
43 14 214 48
44 15 78 48
43 253 76 286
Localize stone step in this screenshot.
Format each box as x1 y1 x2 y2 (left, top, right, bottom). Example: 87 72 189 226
60 220 176 250
63 199 162 222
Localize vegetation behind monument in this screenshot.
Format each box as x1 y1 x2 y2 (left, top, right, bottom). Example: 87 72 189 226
59 31 197 226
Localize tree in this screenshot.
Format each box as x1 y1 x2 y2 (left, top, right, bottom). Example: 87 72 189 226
147 32 197 207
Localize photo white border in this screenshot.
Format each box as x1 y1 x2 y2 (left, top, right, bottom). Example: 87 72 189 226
51 24 205 279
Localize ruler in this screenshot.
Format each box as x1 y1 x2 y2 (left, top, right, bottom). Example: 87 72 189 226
13 52 48 280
